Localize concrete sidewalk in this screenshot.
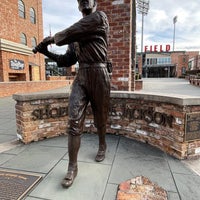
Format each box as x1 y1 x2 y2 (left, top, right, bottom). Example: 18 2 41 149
141 78 200 97
0 78 200 200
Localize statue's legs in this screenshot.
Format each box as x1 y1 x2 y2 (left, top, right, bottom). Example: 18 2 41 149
61 134 80 188
61 78 87 188
95 125 107 162
90 67 110 162
61 66 110 188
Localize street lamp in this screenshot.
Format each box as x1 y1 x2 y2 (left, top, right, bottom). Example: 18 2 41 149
173 16 177 51
137 0 150 53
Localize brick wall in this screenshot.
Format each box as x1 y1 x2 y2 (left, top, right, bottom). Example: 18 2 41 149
15 97 69 143
13 92 200 159
0 80 73 97
170 53 189 77
98 0 134 90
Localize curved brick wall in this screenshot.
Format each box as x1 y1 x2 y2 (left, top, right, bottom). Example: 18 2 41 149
13 91 200 159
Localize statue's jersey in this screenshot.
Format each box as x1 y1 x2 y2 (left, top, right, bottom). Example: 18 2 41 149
54 11 109 65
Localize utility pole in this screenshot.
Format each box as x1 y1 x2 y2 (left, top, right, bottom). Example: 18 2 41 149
173 16 177 52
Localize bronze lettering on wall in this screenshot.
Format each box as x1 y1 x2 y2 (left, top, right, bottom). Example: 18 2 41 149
185 112 200 141
32 104 174 128
109 104 174 128
32 105 68 120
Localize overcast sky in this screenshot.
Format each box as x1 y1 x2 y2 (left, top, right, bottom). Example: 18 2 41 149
42 0 200 53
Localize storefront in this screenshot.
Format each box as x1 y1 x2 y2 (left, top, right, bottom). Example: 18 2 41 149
143 65 176 78
137 42 200 78
0 38 37 82
142 53 176 78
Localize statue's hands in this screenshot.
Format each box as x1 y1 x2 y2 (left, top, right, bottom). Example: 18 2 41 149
32 36 54 54
42 36 54 45
33 41 48 54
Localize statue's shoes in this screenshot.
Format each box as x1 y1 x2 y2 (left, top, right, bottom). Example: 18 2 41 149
95 150 106 162
95 146 106 162
61 168 78 188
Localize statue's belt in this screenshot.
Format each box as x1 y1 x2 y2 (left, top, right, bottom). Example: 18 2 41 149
79 63 107 69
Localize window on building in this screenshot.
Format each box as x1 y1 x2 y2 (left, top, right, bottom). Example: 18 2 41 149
146 57 171 66
20 33 27 45
157 57 171 65
183 57 186 63
18 0 25 18
152 58 157 65
31 37 37 48
188 62 192 70
167 57 171 64
30 8 36 24
182 67 186 75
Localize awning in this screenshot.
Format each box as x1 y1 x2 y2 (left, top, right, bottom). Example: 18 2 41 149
143 64 176 68
29 62 39 67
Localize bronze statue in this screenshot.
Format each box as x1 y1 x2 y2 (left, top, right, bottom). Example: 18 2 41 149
33 0 110 188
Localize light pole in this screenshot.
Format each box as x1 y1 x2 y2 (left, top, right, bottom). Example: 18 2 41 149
173 16 177 51
137 0 150 53
137 0 150 78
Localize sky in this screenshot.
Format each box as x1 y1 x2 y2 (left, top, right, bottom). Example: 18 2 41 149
42 0 200 53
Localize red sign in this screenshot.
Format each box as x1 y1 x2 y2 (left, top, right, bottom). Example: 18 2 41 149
144 45 171 52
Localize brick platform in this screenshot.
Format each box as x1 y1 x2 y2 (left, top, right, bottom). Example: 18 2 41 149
13 91 200 159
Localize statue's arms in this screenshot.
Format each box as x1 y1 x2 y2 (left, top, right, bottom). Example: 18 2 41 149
33 37 77 67
54 11 107 46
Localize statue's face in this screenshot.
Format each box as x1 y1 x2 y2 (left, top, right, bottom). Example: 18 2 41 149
78 0 96 15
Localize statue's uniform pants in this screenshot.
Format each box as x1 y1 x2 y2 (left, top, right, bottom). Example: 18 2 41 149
68 63 110 136
67 63 110 170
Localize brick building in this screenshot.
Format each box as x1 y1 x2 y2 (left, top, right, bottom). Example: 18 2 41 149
0 0 45 82
188 54 200 71
137 51 200 78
